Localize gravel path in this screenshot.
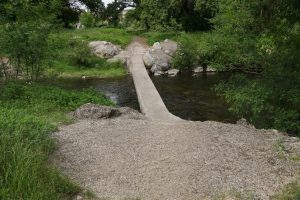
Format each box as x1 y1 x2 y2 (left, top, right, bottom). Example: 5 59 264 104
52 113 300 200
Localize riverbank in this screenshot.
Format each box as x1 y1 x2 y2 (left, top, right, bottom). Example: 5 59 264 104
0 82 113 199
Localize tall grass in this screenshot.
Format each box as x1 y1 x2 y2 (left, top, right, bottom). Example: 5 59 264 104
0 82 113 199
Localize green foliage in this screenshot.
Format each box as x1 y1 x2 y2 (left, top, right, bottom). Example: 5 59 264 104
125 0 217 31
0 82 113 199
79 0 105 20
58 3 80 28
68 40 94 67
211 0 300 135
80 12 96 28
104 1 125 27
0 0 59 80
46 28 128 78
172 35 199 70
140 31 181 45
272 182 300 200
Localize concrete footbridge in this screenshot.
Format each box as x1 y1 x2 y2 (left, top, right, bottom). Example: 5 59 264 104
127 39 183 123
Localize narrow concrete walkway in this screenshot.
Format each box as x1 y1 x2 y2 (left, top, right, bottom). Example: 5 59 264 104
127 39 182 122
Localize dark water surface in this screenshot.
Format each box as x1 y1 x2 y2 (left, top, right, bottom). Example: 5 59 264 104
151 73 237 123
43 73 237 123
41 76 140 110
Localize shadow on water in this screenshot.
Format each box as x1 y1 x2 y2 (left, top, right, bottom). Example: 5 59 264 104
42 72 238 123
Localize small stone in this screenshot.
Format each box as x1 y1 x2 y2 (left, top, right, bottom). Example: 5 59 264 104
150 65 159 74
167 69 180 77
156 62 170 71
154 71 164 76
193 66 204 73
206 66 217 72
153 42 162 50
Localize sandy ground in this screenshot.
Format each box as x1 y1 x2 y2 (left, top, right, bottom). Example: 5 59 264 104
52 112 300 200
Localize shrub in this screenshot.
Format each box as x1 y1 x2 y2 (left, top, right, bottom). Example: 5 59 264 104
68 40 94 67
80 12 96 28
172 34 199 70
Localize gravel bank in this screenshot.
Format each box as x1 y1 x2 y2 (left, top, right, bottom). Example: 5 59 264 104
52 110 300 200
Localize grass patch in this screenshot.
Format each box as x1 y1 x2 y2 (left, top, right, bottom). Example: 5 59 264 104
47 28 133 79
47 58 126 79
0 81 113 199
56 28 135 48
213 189 255 200
139 31 182 45
274 138 287 160
272 181 300 200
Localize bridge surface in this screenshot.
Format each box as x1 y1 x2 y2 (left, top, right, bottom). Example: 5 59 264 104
127 39 182 122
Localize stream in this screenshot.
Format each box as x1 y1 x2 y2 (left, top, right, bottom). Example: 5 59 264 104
44 72 238 123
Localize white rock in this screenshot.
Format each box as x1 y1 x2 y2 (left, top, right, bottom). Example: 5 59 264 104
154 71 164 76
167 69 180 77
160 40 178 56
108 50 130 65
153 42 162 50
206 66 217 72
0 57 17 78
89 41 122 59
150 65 159 74
165 49 171 55
193 66 204 73
143 51 154 68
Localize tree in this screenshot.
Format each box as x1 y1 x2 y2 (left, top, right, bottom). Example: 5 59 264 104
213 0 300 135
123 0 217 31
0 0 60 80
79 0 105 20
104 0 125 26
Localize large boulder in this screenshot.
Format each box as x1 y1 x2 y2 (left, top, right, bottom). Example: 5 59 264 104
143 51 154 68
143 39 178 76
107 50 131 65
161 39 178 56
73 104 145 120
89 41 122 59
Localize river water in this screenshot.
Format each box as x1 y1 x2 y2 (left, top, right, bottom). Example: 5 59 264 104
44 72 237 123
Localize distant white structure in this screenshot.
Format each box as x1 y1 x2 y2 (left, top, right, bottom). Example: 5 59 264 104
122 0 135 7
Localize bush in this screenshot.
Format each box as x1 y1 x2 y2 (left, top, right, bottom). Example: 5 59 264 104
172 34 199 70
67 39 122 70
80 12 96 28
68 40 94 67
